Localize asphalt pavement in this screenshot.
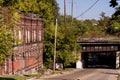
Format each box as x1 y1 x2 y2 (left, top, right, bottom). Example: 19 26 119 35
27 68 120 80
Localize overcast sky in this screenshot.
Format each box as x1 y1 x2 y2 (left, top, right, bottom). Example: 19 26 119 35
57 0 120 20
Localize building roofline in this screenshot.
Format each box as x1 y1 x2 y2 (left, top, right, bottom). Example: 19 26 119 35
77 38 120 45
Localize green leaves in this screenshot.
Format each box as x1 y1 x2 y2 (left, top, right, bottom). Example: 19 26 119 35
110 0 118 7
107 6 120 34
0 7 19 64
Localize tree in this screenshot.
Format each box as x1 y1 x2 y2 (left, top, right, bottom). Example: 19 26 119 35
0 0 58 25
98 12 110 32
107 7 120 35
110 0 118 7
43 15 80 68
56 23 79 67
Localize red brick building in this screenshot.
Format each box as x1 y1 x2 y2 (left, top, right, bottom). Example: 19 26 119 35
0 12 44 75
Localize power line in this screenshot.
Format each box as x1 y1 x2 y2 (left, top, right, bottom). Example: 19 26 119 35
76 0 100 19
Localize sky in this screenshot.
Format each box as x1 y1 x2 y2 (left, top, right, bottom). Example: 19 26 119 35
56 0 119 20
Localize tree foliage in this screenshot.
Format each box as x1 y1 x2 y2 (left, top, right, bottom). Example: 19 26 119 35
110 0 118 7
98 12 110 33
107 7 120 35
56 22 79 67
43 15 80 68
0 7 19 64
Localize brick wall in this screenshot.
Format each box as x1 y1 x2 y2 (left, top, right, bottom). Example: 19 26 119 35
1 12 43 75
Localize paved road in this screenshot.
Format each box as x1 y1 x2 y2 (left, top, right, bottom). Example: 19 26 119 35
80 69 118 80
30 68 119 80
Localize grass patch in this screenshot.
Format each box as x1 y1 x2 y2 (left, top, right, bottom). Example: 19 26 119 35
52 70 62 74
0 77 15 80
24 74 42 78
0 76 26 80
51 68 76 74
63 68 75 72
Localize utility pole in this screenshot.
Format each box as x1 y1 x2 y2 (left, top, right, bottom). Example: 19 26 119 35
71 0 73 23
64 0 66 26
53 19 57 72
